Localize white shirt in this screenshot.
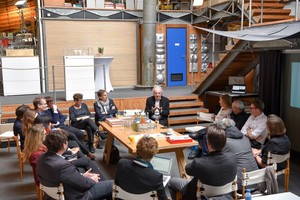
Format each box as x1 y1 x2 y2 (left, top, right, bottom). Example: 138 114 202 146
241 112 268 144
215 107 232 121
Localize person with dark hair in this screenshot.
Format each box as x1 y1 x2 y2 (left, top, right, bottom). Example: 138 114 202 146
44 96 95 160
168 125 237 200
241 100 268 149
13 104 30 150
37 129 113 200
94 89 118 123
145 85 170 127
253 114 291 171
32 97 48 115
69 93 107 153
230 100 250 130
115 137 168 200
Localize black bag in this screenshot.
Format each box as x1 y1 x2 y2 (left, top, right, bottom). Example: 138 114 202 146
109 144 120 164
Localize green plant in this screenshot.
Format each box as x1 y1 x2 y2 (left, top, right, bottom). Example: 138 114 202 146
98 47 104 54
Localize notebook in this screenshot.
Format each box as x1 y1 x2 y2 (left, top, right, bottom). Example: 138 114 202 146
151 156 173 187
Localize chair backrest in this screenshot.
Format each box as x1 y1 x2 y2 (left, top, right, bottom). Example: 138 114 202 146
40 183 65 200
112 183 158 200
196 176 238 200
267 151 290 173
242 163 277 198
197 112 215 123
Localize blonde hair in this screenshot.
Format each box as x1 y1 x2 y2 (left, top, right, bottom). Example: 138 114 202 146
22 108 37 137
23 124 46 162
267 114 286 136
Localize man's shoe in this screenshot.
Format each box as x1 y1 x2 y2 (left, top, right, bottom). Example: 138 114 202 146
89 146 95 153
97 142 103 149
88 153 96 160
188 149 202 159
96 131 107 140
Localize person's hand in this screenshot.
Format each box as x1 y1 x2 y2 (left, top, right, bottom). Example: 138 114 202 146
158 107 163 112
83 168 100 182
70 147 80 154
252 148 261 158
151 107 156 113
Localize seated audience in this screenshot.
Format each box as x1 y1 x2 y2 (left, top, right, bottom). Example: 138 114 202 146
115 137 168 200
32 96 48 115
215 94 232 121
219 118 258 191
44 96 95 160
69 93 107 153
168 125 237 200
252 114 291 171
145 85 170 127
22 108 37 137
94 89 118 123
37 129 112 200
230 100 250 130
13 104 30 150
241 100 268 149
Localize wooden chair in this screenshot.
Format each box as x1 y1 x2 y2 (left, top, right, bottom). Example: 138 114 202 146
112 182 158 200
0 130 17 153
40 183 65 200
267 151 290 192
15 135 24 181
196 176 238 200
242 163 277 198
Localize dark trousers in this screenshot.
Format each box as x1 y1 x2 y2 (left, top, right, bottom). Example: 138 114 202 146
65 130 89 155
71 118 99 146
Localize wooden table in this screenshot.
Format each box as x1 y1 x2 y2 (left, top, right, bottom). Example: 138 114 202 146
100 121 197 178
252 192 300 199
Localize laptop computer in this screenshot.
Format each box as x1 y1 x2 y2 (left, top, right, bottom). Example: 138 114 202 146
151 156 173 187
231 84 246 94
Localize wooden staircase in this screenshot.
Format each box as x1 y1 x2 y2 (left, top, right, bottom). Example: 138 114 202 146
245 0 293 23
168 95 209 133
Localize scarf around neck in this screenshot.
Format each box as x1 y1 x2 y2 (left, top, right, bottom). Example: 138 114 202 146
97 99 110 114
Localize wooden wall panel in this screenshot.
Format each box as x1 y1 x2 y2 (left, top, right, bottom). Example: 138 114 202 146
44 20 138 90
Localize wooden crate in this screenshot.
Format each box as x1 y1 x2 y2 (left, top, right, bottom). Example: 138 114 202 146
43 0 65 7
5 49 34 57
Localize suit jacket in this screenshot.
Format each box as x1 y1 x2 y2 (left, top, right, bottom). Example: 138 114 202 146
115 158 168 200
183 151 237 200
145 96 170 127
13 118 25 149
45 108 66 128
37 152 95 200
94 99 118 123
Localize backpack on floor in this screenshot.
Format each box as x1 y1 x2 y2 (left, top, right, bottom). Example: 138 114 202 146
109 144 120 164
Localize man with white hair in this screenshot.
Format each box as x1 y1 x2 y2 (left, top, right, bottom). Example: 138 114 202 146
230 100 250 130
145 85 170 127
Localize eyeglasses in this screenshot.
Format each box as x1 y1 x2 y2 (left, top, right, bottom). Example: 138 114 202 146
250 107 257 110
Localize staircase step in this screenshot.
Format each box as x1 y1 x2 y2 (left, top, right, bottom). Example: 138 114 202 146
169 95 198 101
169 107 209 116
168 116 199 125
245 2 285 10
252 8 291 16
169 101 204 109
253 15 294 22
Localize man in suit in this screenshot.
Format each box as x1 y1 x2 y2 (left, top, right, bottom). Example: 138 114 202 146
168 125 237 200
145 85 170 127
37 129 112 200
115 137 168 200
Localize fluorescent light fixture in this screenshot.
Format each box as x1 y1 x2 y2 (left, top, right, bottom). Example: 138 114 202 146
15 0 27 9
193 0 204 6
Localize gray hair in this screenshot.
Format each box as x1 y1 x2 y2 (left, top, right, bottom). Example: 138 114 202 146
214 118 236 129
233 100 244 110
153 85 163 93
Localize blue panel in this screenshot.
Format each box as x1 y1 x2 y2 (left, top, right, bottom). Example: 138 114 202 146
166 28 187 86
290 62 300 108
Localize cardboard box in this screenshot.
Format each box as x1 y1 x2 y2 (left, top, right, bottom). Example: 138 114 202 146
6 49 34 57
44 0 65 7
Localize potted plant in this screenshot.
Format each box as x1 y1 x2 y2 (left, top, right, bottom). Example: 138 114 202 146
98 47 104 56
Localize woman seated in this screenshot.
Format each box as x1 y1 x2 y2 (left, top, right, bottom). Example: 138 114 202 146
94 89 118 124
252 114 291 171
69 93 107 153
215 94 232 121
115 137 168 200
23 124 103 186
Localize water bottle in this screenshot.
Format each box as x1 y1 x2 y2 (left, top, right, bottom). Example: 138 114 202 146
245 189 252 200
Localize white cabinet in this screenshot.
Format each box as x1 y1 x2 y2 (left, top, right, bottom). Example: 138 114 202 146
1 56 41 96
64 56 95 101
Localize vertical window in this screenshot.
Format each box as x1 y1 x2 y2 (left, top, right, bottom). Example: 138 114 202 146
290 62 300 108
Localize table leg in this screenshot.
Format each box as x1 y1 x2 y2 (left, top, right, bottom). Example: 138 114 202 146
175 148 189 179
103 133 114 165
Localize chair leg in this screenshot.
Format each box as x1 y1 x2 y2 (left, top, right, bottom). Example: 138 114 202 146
176 192 182 200
285 171 290 192
36 185 42 200
7 138 10 153
19 155 23 181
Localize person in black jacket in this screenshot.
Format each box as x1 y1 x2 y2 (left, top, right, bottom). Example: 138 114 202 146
37 129 112 200
230 100 250 130
94 89 118 124
168 125 237 200
145 85 170 127
13 104 30 150
115 137 168 200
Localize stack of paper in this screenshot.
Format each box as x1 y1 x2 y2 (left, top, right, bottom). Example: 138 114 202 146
105 118 123 127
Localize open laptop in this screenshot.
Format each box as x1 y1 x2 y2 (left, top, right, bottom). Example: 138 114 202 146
231 84 246 94
151 156 173 187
